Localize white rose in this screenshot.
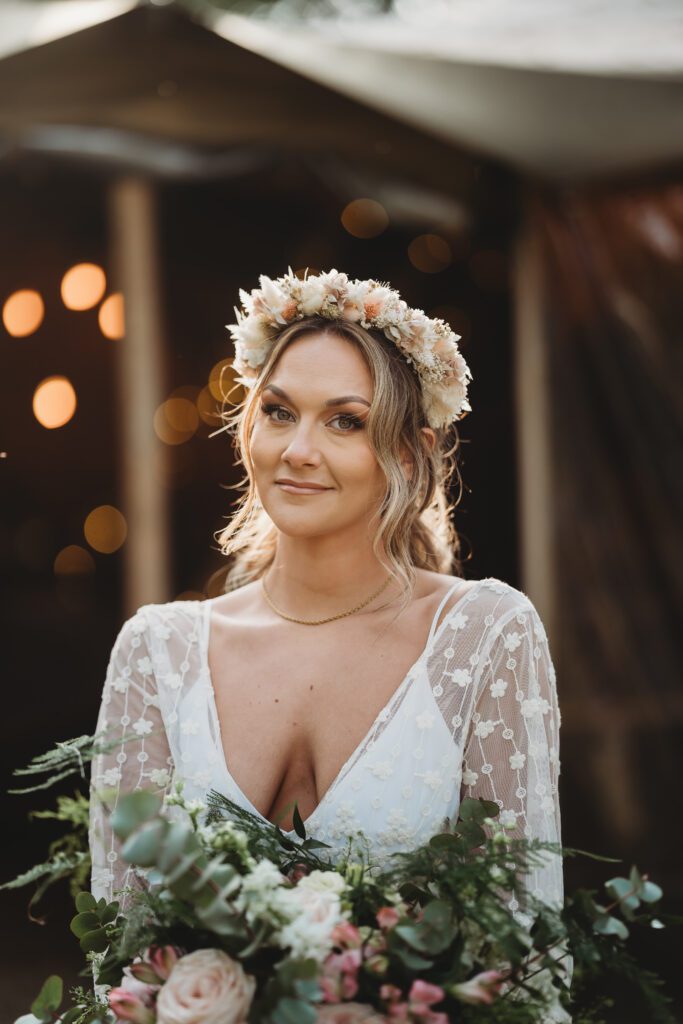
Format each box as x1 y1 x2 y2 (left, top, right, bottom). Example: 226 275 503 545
155 949 255 1024
297 869 347 897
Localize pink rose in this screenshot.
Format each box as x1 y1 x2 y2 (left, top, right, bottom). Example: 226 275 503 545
155 948 256 1024
316 1003 387 1023
375 907 400 931
451 969 506 1005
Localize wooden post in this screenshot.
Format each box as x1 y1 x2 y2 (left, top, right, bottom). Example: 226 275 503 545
107 176 171 615
512 202 558 642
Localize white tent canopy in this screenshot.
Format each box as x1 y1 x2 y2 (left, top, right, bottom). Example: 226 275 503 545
1 0 682 181
213 0 683 180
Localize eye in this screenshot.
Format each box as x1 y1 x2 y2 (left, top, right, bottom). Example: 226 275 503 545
329 412 364 432
261 402 293 423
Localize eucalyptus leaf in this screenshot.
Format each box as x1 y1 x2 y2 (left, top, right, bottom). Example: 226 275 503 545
110 790 163 839
594 914 630 940
640 880 663 903
79 926 110 953
70 911 101 938
272 996 317 1024
75 891 97 913
29 975 63 1019
121 818 168 866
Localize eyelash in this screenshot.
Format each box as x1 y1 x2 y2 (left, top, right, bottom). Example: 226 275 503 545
260 402 364 433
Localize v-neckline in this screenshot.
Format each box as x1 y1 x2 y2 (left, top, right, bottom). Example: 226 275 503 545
200 579 481 836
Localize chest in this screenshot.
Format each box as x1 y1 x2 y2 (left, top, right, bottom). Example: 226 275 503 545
206 607 436 826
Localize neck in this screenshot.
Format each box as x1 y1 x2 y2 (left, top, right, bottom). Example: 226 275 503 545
264 530 396 618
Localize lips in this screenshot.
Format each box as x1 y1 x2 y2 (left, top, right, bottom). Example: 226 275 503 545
275 479 331 494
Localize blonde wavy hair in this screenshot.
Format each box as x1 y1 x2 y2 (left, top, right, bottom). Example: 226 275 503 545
213 317 467 609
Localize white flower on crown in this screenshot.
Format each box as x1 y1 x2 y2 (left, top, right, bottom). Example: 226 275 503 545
226 267 473 429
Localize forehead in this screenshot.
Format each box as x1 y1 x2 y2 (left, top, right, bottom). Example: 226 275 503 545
267 332 372 397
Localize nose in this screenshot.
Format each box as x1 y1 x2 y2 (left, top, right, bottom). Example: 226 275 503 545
281 419 322 469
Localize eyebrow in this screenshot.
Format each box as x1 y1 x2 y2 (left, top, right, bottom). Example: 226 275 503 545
262 383 371 408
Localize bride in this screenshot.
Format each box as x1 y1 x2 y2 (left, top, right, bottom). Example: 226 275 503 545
89 269 565 942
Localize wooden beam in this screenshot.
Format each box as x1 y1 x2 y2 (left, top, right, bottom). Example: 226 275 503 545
107 176 171 615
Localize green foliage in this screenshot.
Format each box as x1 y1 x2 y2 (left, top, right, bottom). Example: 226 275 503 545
30 975 63 1021
0 790 91 914
8 734 109 795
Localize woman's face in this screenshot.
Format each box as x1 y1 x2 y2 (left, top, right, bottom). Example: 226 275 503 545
249 332 387 541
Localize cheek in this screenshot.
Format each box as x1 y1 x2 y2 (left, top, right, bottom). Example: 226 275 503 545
249 424 276 470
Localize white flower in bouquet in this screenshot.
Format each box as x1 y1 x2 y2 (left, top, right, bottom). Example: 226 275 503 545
273 871 349 961
155 948 255 1024
232 858 289 925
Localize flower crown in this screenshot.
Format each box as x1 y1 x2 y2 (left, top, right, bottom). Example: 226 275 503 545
226 268 472 429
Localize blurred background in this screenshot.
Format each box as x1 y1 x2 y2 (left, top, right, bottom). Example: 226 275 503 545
1 0 682 1018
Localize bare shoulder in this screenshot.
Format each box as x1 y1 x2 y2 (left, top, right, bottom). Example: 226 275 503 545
412 570 482 628
205 580 263 623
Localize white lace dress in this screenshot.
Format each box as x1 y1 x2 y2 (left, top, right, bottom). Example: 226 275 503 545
89 577 570 1013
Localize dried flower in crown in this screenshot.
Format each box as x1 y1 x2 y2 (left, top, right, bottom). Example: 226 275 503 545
226 267 473 429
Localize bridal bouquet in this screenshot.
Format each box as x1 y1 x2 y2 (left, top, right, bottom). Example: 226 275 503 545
4 735 677 1024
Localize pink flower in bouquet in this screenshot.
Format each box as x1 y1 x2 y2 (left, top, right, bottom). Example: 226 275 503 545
155 948 256 1024
321 948 362 1002
315 1003 388 1023
451 969 506 1005
330 920 363 948
406 979 447 1023
375 906 400 931
379 984 402 1004
148 945 182 981
108 987 156 1024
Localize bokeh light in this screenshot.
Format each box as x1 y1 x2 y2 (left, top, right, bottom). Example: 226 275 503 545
154 397 199 445
99 293 125 339
33 376 77 429
196 385 222 426
208 358 243 404
83 505 127 554
408 234 453 273
61 263 107 310
341 198 389 239
54 544 96 576
3 289 44 337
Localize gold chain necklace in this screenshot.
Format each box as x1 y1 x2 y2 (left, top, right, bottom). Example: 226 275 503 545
261 572 392 626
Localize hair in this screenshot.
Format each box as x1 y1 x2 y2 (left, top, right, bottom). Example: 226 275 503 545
213 316 467 611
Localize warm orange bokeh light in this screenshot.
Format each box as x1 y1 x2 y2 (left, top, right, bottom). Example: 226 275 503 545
99 293 125 339
54 544 96 576
33 376 77 429
408 234 453 273
83 505 127 554
3 289 44 337
196 385 222 426
61 263 107 311
341 199 389 239
208 358 243 405
154 398 199 445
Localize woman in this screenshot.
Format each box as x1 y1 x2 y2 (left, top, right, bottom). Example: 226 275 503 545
89 268 564 936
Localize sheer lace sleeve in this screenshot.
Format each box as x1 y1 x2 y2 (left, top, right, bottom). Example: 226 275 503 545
88 607 175 906
461 592 564 909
